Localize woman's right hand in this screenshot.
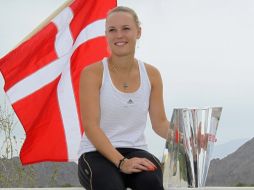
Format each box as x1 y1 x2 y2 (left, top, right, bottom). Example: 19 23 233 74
120 157 157 174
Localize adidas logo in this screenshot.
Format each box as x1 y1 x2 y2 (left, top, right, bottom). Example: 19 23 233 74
127 99 134 104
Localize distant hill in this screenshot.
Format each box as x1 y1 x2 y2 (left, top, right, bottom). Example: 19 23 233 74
1 137 254 187
212 138 249 159
206 137 254 186
0 157 80 188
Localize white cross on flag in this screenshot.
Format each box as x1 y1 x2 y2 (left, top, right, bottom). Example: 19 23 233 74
0 0 116 165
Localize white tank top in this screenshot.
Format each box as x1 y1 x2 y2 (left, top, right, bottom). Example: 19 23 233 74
78 57 151 155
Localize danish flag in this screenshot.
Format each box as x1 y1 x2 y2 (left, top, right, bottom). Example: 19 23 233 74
0 0 116 165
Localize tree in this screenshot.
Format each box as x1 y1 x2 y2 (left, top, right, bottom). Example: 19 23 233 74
0 101 18 159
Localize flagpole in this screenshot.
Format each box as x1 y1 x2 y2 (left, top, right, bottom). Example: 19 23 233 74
16 0 74 47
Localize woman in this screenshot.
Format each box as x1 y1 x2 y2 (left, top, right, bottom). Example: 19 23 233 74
78 6 171 190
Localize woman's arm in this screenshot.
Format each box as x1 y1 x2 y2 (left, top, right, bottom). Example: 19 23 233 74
146 64 170 139
79 63 123 166
79 63 156 173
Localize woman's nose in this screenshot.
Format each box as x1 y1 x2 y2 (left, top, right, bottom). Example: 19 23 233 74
115 30 123 38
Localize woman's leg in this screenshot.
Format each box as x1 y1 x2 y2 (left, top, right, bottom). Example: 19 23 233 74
121 149 163 190
78 151 126 190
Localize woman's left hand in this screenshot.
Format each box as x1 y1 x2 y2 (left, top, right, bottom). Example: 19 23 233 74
120 157 157 174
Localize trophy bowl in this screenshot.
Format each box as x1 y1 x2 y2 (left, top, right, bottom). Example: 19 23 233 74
162 107 222 189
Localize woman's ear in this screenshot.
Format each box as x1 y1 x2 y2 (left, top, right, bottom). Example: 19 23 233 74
137 27 141 39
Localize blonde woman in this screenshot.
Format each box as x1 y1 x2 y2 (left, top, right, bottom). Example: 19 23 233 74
78 6 170 190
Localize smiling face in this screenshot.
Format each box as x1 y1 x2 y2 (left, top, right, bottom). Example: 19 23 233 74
105 10 141 57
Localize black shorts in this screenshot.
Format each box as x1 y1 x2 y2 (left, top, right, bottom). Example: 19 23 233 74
78 148 163 190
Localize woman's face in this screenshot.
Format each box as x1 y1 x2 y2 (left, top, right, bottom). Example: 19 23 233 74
105 11 141 57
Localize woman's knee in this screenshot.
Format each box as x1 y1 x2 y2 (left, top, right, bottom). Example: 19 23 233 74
78 153 126 190
138 170 163 189
78 155 93 189
125 169 163 190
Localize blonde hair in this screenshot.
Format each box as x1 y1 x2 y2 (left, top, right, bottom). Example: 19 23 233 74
107 6 141 27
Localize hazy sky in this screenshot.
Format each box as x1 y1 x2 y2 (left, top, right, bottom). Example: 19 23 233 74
0 0 254 158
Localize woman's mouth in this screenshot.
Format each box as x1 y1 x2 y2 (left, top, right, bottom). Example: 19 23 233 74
114 41 128 46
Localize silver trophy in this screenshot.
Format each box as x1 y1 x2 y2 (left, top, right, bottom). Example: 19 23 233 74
162 107 222 189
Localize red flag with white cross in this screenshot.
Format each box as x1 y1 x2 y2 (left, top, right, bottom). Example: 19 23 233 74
0 0 116 165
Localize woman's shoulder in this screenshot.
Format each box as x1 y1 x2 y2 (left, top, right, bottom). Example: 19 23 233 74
143 62 161 81
80 61 103 78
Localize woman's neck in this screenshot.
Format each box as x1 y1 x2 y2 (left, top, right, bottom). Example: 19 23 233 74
109 55 136 72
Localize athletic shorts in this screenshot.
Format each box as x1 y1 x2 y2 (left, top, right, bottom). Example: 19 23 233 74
78 148 163 190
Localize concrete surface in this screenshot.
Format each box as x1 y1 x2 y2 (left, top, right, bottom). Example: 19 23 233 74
1 187 254 190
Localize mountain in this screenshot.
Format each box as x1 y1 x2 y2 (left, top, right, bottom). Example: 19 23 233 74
212 138 249 159
0 157 81 188
206 137 254 186
1 137 254 187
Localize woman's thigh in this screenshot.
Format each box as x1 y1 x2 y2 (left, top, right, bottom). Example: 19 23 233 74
122 149 163 190
78 151 126 190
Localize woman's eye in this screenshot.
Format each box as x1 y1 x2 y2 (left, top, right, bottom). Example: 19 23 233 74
123 27 130 31
109 28 116 32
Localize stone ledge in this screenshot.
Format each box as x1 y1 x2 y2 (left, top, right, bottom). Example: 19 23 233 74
1 187 254 190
